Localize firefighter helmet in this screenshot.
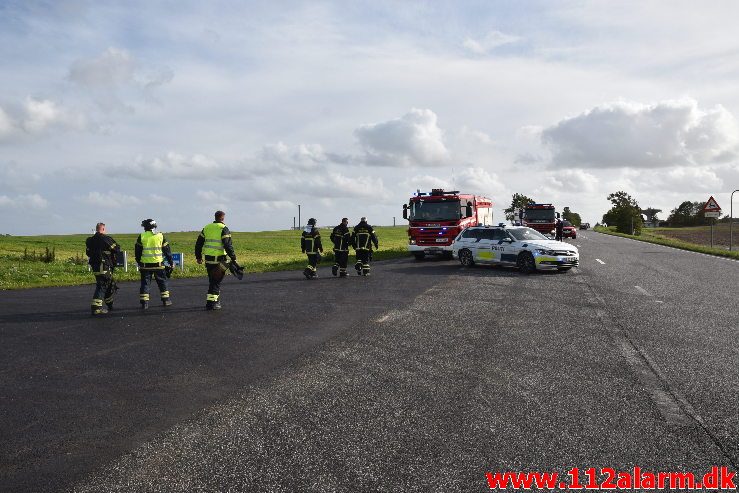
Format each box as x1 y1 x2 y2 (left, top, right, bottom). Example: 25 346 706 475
308 218 317 226
141 218 157 230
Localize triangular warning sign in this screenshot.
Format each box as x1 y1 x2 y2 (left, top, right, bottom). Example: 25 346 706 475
703 196 721 212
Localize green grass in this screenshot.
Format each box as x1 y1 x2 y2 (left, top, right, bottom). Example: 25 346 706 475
593 226 739 260
0 226 411 290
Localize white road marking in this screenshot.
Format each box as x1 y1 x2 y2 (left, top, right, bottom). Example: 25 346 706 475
576 244 581 248
376 314 390 323
595 258 605 264
635 285 651 296
655 300 664 304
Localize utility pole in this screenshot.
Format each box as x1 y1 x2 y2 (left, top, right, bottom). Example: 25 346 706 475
298 204 301 229
731 190 739 251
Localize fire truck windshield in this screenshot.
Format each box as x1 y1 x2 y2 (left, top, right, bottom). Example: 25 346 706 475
410 200 462 221
524 209 555 221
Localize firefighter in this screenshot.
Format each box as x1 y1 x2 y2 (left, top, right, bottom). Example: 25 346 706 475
301 218 323 279
85 222 121 316
195 210 237 310
352 217 378 276
555 218 564 242
330 217 351 277
135 219 174 309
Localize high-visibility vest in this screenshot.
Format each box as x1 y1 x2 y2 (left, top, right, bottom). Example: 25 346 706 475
140 231 164 264
203 222 227 257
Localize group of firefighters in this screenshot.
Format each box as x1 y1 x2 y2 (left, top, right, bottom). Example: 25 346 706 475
86 212 379 316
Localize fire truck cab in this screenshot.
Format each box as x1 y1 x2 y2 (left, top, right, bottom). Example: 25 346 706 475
403 189 493 259
523 203 559 237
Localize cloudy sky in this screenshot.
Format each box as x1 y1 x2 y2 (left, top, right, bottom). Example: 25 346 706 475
2 0 739 235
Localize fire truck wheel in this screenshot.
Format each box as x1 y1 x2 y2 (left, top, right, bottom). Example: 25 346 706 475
413 252 425 261
458 249 474 267
517 252 536 274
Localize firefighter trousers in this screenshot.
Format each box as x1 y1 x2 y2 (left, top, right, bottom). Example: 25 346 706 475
333 250 348 275
355 250 371 275
206 262 227 305
92 272 115 310
139 269 170 303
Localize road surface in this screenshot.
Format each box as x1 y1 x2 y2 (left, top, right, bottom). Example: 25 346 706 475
1 231 737 492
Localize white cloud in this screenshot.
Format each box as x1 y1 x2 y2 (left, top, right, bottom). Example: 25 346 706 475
462 30 521 55
354 108 450 167
545 169 599 193
79 191 142 209
68 47 173 112
69 48 136 88
542 99 739 169
0 97 87 141
403 167 505 198
0 193 48 210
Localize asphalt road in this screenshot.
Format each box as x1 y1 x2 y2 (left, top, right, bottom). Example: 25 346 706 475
1 232 737 492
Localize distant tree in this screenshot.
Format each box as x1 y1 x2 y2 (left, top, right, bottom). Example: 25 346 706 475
504 193 535 223
602 191 643 235
561 207 582 227
667 201 708 227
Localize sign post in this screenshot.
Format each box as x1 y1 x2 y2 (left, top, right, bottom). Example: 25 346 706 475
731 190 739 251
702 196 722 248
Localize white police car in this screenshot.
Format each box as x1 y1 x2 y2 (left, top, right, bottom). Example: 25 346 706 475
452 224 579 273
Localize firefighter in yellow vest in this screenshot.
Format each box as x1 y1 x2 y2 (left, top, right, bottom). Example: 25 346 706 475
352 217 378 276
135 219 174 309
85 222 121 315
301 218 323 279
195 210 237 310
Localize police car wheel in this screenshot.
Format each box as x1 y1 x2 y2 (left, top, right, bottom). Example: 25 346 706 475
517 252 536 274
459 249 474 267
413 252 425 260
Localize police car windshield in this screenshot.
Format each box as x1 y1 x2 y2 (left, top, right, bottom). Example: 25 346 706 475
509 228 549 241
410 200 461 221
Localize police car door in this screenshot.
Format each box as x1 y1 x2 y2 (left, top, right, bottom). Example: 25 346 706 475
497 230 520 264
474 229 496 263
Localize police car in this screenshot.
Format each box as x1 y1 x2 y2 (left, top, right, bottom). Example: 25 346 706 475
452 224 579 273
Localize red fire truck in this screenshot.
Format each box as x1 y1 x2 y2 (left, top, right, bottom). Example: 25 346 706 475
403 189 493 259
522 203 558 236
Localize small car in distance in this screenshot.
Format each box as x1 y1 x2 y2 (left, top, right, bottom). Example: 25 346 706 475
561 220 577 239
579 222 590 230
452 225 579 273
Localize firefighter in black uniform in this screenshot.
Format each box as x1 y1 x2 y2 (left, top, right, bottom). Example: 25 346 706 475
301 218 323 279
352 217 378 276
330 217 351 277
85 222 121 316
195 210 237 310
135 219 174 309
555 218 564 242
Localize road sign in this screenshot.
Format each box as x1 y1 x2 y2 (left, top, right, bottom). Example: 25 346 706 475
171 252 185 271
705 211 721 218
703 196 721 212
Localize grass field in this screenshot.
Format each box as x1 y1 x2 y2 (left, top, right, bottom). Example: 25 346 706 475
594 224 739 260
0 226 411 290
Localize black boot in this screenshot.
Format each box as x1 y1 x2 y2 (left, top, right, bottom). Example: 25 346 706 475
162 299 172 307
331 265 338 276
141 301 149 310
91 306 108 316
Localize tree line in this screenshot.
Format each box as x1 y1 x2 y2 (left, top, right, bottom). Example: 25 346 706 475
504 192 732 237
